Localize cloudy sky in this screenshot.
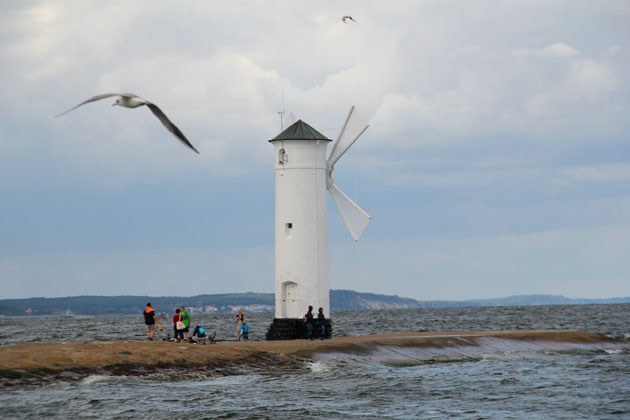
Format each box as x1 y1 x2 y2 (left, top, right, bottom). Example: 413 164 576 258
1 1 628 301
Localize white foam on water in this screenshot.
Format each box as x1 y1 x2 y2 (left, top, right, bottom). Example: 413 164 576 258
81 374 118 385
307 360 332 373
605 349 622 355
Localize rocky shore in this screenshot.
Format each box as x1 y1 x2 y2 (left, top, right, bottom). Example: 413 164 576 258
1 330 627 387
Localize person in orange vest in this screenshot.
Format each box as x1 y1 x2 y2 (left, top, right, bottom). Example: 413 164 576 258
143 303 162 341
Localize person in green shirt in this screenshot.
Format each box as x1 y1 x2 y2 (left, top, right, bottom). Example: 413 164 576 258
180 306 191 343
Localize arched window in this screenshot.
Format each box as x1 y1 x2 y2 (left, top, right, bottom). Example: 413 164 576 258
279 148 287 164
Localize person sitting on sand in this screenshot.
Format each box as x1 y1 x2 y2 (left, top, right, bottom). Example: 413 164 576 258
239 321 249 341
192 325 207 344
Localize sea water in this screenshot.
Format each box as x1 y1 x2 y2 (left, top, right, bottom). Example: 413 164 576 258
1 304 629 419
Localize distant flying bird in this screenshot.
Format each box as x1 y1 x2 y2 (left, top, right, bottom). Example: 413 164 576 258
55 93 199 154
342 15 356 24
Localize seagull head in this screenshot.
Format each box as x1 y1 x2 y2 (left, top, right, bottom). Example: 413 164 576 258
112 97 123 107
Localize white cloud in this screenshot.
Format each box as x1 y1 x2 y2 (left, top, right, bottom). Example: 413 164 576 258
568 59 619 94
44 49 287 183
512 42 580 59
523 58 619 124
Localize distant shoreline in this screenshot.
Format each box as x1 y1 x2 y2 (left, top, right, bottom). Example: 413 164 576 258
2 291 629 316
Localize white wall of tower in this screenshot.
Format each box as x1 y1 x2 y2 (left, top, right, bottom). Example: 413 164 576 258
271 139 330 318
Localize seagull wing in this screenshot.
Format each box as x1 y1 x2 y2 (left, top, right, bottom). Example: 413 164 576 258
145 102 200 154
54 93 122 118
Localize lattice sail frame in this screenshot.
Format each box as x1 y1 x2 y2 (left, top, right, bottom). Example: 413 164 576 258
284 112 297 129
327 106 370 168
326 106 371 241
328 183 371 241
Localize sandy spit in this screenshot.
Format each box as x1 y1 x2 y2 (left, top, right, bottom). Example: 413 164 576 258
0 330 624 386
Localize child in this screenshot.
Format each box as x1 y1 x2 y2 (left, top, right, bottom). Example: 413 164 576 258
235 309 245 341
239 321 249 341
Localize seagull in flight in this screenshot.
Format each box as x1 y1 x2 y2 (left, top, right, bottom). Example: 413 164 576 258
55 93 199 154
342 15 356 23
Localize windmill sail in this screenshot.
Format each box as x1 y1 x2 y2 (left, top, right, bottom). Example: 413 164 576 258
284 112 297 129
280 106 372 240
327 106 369 168
326 105 371 241
328 183 371 241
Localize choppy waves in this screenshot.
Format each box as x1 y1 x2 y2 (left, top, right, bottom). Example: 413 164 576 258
1 304 629 419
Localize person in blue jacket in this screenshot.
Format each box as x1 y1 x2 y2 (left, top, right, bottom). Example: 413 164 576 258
192 325 207 343
239 322 249 341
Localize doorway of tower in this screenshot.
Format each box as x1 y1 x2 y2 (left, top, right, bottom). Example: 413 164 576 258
281 281 298 318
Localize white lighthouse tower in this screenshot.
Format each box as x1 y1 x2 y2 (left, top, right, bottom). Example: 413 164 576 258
266 107 371 340
270 120 331 320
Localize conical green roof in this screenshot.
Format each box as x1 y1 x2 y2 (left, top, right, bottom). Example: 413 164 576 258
269 120 331 142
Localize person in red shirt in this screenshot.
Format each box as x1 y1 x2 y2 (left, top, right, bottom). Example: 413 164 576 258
173 308 185 342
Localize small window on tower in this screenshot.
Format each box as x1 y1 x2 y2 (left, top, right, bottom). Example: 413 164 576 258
285 222 293 237
279 148 287 164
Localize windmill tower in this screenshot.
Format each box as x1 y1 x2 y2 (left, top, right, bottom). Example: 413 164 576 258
266 106 371 340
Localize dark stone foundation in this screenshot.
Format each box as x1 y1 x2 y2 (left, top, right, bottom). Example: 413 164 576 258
266 318 333 340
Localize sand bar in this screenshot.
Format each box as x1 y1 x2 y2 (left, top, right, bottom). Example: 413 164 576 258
1 330 627 386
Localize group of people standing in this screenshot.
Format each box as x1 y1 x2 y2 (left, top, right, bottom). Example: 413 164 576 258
142 303 207 343
172 306 211 343
303 305 327 340
172 306 191 342
143 303 328 342
142 303 248 342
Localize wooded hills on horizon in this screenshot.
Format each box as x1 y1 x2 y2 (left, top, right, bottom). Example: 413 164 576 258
1 290 628 316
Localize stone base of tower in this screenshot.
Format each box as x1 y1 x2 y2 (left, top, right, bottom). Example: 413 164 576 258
265 318 333 340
